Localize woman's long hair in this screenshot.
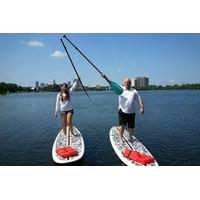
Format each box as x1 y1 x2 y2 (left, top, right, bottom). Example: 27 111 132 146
60 83 70 101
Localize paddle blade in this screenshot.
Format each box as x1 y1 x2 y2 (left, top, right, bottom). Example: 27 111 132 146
110 81 123 95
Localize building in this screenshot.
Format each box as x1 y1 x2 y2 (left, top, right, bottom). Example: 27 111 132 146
131 77 149 88
35 81 39 91
67 81 71 88
96 85 101 90
131 78 137 87
40 83 45 88
53 79 56 85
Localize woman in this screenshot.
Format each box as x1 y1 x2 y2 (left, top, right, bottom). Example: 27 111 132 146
54 78 80 138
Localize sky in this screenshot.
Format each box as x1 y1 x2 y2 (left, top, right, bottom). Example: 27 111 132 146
0 33 200 87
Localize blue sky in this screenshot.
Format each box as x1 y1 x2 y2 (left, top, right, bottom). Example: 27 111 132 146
0 33 200 87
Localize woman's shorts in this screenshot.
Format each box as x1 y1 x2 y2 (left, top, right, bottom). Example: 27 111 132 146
118 109 135 129
61 109 74 117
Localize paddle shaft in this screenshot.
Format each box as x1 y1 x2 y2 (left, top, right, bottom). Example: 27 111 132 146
63 35 111 84
60 38 91 101
61 38 80 78
116 127 146 166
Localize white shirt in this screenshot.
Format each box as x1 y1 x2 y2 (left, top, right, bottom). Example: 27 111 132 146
55 80 78 113
118 87 143 114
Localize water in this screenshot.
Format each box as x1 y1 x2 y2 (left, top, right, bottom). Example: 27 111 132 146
0 90 200 166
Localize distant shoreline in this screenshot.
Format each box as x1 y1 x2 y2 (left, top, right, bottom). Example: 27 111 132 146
1 82 200 94
1 88 200 95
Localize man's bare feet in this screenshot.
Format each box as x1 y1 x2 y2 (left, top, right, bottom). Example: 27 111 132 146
63 132 67 139
71 132 76 136
119 137 124 146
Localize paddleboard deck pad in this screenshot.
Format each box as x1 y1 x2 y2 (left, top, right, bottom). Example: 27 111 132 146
52 126 84 164
110 126 158 166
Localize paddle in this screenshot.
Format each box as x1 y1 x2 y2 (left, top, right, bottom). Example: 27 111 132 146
62 35 124 95
116 127 145 166
60 38 91 102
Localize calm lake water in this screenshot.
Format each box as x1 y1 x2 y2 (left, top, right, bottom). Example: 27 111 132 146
0 90 200 166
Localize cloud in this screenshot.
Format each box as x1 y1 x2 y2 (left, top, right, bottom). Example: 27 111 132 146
50 50 66 58
27 39 44 47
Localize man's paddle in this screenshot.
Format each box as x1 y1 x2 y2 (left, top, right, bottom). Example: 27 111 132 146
62 35 123 95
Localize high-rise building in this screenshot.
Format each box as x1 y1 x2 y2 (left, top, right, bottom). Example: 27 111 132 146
131 77 149 88
35 81 39 91
131 78 137 87
53 79 56 85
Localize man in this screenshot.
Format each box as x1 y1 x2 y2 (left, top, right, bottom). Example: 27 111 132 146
118 78 144 144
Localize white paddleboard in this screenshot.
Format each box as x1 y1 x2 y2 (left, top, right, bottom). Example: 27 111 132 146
109 126 159 166
52 126 85 164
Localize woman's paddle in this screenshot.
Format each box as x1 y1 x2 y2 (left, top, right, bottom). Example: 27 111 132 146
60 38 91 101
62 35 123 95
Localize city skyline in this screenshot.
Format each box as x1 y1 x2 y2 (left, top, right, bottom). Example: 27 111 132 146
32 76 150 88
0 33 200 87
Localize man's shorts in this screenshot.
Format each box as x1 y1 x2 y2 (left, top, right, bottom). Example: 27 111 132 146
118 109 135 129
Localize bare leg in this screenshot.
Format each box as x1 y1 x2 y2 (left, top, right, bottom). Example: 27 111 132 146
118 124 125 144
62 113 68 137
128 128 134 142
66 112 74 137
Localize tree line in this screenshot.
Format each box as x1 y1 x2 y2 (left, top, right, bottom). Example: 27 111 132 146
0 82 32 94
1 82 200 94
145 84 200 90
0 82 62 94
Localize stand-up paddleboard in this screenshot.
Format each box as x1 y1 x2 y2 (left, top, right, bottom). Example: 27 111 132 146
110 126 158 166
52 126 85 164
